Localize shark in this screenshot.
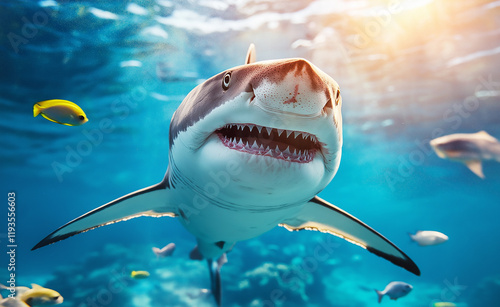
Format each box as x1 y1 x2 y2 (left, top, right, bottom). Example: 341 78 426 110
430 131 500 178
33 44 420 305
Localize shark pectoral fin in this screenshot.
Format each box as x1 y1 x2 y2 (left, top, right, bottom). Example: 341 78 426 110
464 159 485 178
279 196 420 276
32 182 177 250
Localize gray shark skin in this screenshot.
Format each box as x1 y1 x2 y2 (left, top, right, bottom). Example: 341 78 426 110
33 45 419 305
430 131 500 178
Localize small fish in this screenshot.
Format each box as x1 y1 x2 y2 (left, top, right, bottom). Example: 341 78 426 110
375 281 412 303
130 270 150 279
152 242 175 258
430 131 500 178
409 230 448 246
0 283 63 306
33 99 88 126
433 302 457 307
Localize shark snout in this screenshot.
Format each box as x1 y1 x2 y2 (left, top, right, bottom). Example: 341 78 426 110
252 59 338 117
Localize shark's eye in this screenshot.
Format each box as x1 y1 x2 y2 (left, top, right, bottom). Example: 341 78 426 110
222 72 232 90
335 89 340 106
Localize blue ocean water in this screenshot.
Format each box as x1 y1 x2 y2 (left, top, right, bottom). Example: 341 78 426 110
1 0 500 306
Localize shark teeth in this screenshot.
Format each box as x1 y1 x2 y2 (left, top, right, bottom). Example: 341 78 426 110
216 123 319 163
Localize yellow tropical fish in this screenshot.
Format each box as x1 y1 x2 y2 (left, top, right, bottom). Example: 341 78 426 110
33 99 88 126
0 283 63 306
433 303 457 307
130 270 150 279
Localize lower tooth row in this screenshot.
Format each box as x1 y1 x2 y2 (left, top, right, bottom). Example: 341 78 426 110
224 137 313 160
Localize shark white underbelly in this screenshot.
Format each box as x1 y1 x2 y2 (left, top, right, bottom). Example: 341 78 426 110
33 44 419 306
171 164 307 246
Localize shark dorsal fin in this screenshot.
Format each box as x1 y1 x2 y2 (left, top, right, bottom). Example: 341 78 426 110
245 44 256 64
465 160 485 178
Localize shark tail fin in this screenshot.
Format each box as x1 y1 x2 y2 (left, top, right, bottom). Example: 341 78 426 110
464 160 485 178
207 254 227 307
375 289 384 303
32 181 177 250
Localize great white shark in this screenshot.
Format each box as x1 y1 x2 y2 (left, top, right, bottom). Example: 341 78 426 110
33 45 419 305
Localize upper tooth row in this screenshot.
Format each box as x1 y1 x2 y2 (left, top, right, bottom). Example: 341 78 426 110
227 124 317 141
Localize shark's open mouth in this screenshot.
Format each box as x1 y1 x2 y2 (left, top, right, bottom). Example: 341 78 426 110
216 124 320 163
